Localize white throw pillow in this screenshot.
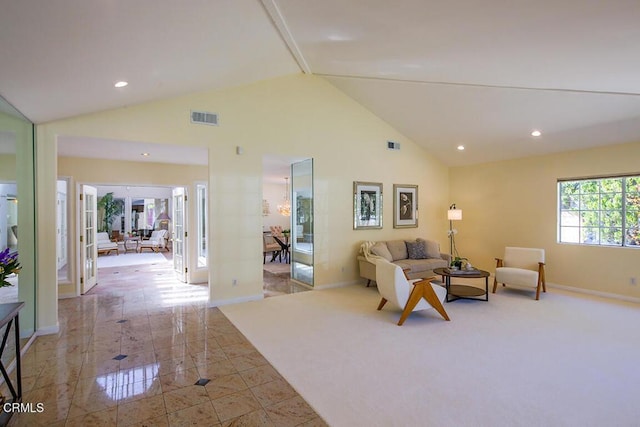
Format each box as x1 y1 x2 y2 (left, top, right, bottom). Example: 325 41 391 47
370 242 393 261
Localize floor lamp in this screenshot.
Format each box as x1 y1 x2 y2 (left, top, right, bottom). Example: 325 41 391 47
447 204 462 259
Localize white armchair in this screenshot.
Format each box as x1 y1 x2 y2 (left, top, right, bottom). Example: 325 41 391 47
375 259 450 325
493 247 546 300
138 230 169 253
97 232 118 255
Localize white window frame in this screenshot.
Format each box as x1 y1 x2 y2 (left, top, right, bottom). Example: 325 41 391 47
558 175 640 247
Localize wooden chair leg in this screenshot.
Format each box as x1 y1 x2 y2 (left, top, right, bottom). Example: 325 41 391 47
366 279 371 287
421 282 450 321
492 277 498 293
398 281 450 325
377 298 387 310
398 286 423 326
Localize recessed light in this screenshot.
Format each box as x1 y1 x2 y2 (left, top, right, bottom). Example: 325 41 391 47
114 81 128 88
141 152 149 157
531 130 542 137
457 145 465 151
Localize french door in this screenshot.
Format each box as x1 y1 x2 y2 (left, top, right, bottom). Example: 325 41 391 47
172 187 187 282
80 185 98 293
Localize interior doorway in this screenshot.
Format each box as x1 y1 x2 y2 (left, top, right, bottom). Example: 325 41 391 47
56 137 209 297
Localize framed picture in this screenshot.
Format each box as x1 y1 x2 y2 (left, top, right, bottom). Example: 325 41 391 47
393 184 418 228
354 181 383 229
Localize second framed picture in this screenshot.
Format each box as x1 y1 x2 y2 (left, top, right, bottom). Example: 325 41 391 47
393 184 418 228
354 181 383 229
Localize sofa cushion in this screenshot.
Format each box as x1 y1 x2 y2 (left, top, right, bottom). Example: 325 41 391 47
405 240 427 259
370 242 393 261
386 240 408 261
417 238 441 259
394 258 448 274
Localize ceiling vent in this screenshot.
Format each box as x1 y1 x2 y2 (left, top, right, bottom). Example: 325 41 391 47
191 110 219 126
387 141 400 150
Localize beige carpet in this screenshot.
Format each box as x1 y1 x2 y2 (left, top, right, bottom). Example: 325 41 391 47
221 283 640 427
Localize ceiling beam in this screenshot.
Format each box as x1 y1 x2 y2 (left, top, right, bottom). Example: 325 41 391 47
260 0 311 74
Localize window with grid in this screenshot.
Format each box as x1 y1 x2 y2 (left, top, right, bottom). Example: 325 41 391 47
558 176 640 246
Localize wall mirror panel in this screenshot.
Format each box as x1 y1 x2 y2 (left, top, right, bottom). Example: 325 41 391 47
0 95 37 367
291 159 313 286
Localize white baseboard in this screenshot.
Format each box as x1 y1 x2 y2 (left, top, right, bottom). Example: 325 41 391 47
209 294 264 307
58 292 77 299
37 324 60 336
547 282 640 304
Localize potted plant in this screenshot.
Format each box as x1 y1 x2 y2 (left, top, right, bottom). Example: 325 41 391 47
451 256 467 270
97 192 124 236
0 248 21 288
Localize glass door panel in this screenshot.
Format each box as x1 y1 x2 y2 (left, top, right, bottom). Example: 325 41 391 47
80 185 98 293
172 187 187 282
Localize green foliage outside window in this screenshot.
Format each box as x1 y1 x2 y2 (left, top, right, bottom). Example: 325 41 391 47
559 176 640 246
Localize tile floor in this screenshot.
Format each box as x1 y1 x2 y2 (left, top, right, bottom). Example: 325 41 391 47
7 256 324 426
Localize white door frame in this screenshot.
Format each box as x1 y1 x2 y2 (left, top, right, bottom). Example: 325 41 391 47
78 184 98 294
172 186 187 282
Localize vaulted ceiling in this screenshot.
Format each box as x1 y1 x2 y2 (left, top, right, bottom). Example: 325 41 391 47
2 0 640 167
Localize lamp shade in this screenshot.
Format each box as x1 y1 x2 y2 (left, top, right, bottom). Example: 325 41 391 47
156 212 171 221
447 208 462 221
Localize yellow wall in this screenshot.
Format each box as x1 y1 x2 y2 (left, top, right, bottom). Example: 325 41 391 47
450 140 640 299
58 156 206 186
35 74 450 328
57 156 209 295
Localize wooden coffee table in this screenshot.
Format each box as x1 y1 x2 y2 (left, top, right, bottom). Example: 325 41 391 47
433 267 490 302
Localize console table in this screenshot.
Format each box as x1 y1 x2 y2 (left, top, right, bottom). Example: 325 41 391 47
0 302 24 427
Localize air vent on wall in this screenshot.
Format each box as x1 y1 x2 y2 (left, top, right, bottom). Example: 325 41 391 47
191 110 219 126
387 141 400 150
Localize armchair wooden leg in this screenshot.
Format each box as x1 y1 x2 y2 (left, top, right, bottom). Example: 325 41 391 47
366 279 371 287
398 286 422 326
421 282 450 322
377 298 387 310
492 277 498 293
398 281 450 326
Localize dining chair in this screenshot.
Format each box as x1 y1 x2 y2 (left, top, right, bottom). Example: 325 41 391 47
273 235 291 264
263 234 281 263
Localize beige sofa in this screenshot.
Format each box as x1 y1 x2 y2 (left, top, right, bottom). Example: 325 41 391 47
358 238 450 285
